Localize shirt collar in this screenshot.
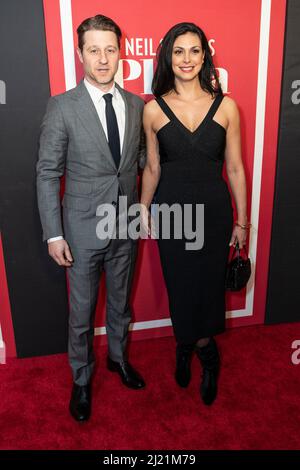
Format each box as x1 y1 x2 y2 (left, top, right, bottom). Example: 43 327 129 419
84 78 117 103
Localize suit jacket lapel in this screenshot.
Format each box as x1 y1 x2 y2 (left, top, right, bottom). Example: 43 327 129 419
71 81 116 169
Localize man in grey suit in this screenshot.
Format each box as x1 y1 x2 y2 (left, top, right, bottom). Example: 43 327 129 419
37 14 145 422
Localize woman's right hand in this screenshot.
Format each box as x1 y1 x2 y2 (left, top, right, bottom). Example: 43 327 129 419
140 204 157 239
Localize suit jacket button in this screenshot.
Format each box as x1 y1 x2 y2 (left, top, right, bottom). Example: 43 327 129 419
117 171 120 177
112 201 117 207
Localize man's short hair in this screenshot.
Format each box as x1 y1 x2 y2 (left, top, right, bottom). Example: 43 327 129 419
77 14 122 51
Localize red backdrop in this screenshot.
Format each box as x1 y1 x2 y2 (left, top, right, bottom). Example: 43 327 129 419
40 0 286 344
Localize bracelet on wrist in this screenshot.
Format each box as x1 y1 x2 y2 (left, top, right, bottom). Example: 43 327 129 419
235 221 252 230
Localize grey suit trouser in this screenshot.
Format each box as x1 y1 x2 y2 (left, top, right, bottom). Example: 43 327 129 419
67 237 137 386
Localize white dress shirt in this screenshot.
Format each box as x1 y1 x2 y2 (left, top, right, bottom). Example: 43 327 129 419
84 78 125 151
48 79 126 244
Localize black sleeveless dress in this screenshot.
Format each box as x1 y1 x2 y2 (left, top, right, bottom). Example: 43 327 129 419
154 94 233 345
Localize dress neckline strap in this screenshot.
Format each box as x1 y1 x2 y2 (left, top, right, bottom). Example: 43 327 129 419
205 94 224 122
156 96 175 121
156 93 224 136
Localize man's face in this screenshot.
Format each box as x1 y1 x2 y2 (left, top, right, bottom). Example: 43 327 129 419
77 29 120 90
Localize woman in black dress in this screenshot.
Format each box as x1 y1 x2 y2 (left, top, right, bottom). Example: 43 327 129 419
141 23 249 405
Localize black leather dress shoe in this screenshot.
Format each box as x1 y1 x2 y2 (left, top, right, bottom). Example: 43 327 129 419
107 357 145 389
175 343 194 388
69 383 91 422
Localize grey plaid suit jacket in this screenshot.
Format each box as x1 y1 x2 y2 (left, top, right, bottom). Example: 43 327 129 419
37 80 145 249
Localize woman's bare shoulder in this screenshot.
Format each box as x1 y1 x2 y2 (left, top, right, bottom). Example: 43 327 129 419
143 98 162 121
222 95 239 111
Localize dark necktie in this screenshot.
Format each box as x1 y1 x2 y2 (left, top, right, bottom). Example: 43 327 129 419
103 93 121 169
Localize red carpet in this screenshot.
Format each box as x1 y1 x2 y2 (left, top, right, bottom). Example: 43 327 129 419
1 322 300 450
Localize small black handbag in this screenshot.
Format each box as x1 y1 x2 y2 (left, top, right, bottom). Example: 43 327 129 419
226 243 251 291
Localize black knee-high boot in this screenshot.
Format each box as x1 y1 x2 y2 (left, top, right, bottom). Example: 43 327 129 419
175 343 194 388
195 337 220 405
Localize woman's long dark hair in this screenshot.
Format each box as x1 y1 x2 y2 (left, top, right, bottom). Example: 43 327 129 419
152 22 222 98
